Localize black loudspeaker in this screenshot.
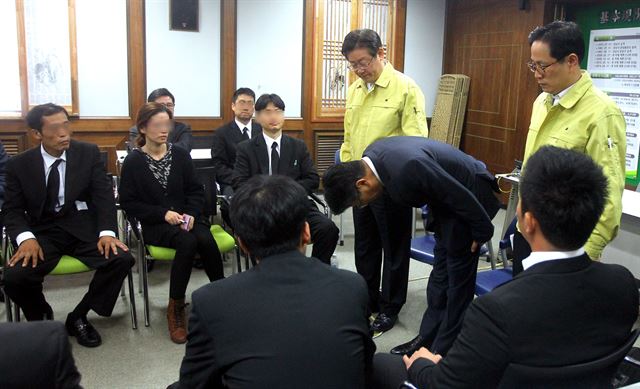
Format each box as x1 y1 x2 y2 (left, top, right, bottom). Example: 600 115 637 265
170 0 199 32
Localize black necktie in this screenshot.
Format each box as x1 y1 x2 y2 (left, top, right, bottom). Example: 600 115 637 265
270 142 279 175
242 127 249 141
45 159 63 213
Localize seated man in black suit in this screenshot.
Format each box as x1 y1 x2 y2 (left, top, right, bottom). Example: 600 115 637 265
371 146 639 389
232 93 338 265
3 103 135 348
211 87 262 196
129 88 193 151
171 175 375 388
0 321 82 388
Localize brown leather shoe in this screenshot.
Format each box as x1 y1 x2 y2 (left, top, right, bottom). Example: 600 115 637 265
167 298 188 344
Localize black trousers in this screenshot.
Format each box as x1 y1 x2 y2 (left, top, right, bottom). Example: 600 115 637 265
307 202 339 265
371 353 410 389
3 226 135 321
353 192 412 316
143 221 224 299
511 229 531 276
418 216 480 356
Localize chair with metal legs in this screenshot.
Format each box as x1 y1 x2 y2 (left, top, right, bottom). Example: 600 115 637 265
1 227 138 328
126 215 239 327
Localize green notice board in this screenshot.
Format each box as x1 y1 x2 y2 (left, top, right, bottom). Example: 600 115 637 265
576 3 640 187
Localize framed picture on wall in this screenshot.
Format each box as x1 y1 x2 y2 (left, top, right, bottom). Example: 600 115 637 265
170 0 199 32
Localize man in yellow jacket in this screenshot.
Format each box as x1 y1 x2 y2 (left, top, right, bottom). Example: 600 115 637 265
513 20 626 274
339 28 428 334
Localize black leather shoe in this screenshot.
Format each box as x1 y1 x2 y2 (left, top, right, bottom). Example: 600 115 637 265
390 335 427 355
371 313 397 333
65 315 102 348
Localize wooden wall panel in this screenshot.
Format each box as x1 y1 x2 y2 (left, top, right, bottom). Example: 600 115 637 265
444 0 549 176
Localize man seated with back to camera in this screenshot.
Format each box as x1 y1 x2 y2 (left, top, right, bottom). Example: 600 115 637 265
371 146 638 389
169 175 375 389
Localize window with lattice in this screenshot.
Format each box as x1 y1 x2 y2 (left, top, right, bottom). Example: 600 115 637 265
312 0 398 120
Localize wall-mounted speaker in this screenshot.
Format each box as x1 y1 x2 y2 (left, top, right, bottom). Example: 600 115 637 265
170 0 199 32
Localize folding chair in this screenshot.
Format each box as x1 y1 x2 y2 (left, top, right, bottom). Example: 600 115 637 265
1 228 138 329
500 329 640 387
410 206 494 268
474 218 517 296
127 215 239 327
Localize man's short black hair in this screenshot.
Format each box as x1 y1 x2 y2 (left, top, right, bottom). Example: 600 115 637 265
255 93 285 112
25 103 69 132
322 161 366 215
341 28 382 58
230 175 309 259
233 87 255 103
147 88 175 104
528 21 585 62
520 146 608 251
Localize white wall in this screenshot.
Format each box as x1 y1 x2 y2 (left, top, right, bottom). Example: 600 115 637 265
404 0 446 117
0 0 21 115
146 0 221 117
236 0 303 118
76 0 129 117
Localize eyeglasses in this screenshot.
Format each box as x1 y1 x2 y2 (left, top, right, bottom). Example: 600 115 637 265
347 57 375 71
234 99 254 107
526 60 559 74
160 102 175 109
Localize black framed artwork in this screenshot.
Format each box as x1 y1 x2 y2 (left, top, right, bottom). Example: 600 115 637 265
170 0 199 32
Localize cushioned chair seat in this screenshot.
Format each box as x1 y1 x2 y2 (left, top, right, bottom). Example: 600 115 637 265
475 268 513 296
146 225 236 260
211 225 235 253
410 235 436 266
50 255 91 275
411 234 489 267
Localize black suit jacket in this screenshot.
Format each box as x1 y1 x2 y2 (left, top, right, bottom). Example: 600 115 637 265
0 321 82 389
408 254 639 388
119 146 204 227
232 134 319 194
364 136 500 243
176 250 375 389
129 121 193 152
210 120 262 187
3 140 117 243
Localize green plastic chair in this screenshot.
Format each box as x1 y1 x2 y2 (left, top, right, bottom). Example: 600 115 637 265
2 236 137 329
146 225 236 260
132 221 240 327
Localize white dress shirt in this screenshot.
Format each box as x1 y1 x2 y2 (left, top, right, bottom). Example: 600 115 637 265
235 118 253 138
552 81 576 106
362 156 383 185
262 132 282 175
521 247 585 271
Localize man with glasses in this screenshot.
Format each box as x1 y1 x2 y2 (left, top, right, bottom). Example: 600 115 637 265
512 21 626 273
339 28 428 336
129 88 193 151
232 94 338 265
211 87 262 198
